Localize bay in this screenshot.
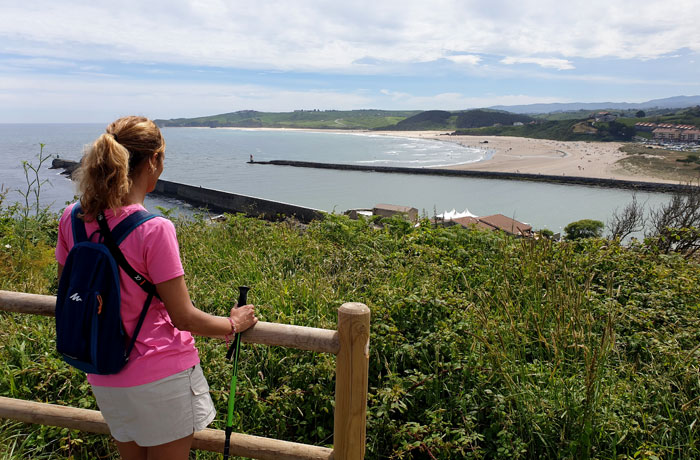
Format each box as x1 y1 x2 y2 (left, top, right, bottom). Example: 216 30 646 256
0 124 670 234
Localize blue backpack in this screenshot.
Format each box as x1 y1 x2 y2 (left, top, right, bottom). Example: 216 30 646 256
55 204 159 374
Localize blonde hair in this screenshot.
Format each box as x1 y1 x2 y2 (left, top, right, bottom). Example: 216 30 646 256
76 116 165 220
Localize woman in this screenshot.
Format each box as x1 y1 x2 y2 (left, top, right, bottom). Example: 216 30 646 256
55 116 257 459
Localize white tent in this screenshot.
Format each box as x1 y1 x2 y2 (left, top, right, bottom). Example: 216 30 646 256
437 208 478 220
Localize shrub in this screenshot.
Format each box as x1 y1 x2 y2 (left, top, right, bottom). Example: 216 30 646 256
564 219 604 240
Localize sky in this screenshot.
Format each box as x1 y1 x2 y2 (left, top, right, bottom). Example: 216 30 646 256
1 0 700 123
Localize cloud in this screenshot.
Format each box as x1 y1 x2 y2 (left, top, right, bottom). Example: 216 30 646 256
1 1 699 121
0 69 574 122
0 0 698 74
501 57 575 70
445 55 482 66
0 74 376 122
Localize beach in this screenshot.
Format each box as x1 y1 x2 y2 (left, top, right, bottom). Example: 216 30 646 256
227 127 680 184
376 131 680 184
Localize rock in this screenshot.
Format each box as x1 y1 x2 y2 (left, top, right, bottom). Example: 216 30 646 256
50 158 81 178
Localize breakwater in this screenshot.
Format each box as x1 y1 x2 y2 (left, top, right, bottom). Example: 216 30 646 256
49 159 325 223
252 160 693 193
152 180 325 223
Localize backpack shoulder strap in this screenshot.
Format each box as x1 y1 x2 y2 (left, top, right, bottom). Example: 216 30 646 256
111 211 159 245
96 211 160 299
70 204 88 244
96 211 161 363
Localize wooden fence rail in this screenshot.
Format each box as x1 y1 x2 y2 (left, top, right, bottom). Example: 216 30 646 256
0 290 370 460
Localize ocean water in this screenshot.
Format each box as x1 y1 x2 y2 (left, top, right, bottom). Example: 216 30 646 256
0 124 671 233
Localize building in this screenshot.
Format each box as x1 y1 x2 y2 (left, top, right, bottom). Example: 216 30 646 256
372 204 419 221
593 111 617 122
634 122 657 132
653 128 683 141
452 214 533 237
680 129 700 142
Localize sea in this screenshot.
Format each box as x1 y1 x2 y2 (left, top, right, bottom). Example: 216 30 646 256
0 124 672 234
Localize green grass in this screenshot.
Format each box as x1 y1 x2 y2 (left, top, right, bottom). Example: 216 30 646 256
156 107 700 141
1 209 700 459
157 110 422 130
618 145 700 182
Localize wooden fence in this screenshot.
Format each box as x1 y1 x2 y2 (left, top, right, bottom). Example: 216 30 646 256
0 290 370 460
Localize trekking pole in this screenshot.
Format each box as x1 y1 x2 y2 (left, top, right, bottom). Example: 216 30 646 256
223 285 249 460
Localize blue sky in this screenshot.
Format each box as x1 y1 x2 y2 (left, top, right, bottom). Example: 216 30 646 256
1 0 699 122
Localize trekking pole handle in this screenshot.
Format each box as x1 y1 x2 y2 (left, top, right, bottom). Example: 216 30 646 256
237 286 249 309
225 286 249 360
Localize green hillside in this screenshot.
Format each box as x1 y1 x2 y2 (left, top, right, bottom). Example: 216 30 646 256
456 109 534 128
454 118 636 141
158 108 538 132
2 208 700 459
155 106 700 142
647 105 700 126
535 106 700 125
156 109 420 130
375 110 458 130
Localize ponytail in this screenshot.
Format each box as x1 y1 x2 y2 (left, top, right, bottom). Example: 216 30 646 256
76 116 165 220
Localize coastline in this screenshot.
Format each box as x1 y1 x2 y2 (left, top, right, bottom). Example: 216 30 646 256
211 127 681 184
371 130 682 184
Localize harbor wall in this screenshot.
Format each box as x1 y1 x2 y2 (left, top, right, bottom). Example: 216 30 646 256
152 179 325 223
255 160 694 193
49 159 326 223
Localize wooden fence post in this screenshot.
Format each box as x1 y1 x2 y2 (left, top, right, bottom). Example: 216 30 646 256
333 302 370 460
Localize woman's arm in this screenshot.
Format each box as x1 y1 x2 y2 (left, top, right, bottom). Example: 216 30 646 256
156 275 257 337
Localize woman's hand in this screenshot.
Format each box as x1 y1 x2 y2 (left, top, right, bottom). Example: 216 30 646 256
230 304 258 333
157 275 257 338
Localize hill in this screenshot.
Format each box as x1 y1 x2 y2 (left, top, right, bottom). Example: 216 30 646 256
456 109 534 128
454 118 636 141
155 109 420 130
490 95 700 114
159 109 538 132
154 103 700 142
374 110 457 130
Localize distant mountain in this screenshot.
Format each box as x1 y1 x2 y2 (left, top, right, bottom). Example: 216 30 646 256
490 95 700 114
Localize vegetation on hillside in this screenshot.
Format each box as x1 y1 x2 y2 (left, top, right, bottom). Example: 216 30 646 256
156 110 420 130
452 118 637 141
618 144 700 182
456 110 534 128
2 179 700 459
616 106 700 128
372 109 534 131
373 110 458 130
155 106 700 145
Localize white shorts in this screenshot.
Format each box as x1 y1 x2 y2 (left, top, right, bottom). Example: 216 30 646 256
91 364 216 446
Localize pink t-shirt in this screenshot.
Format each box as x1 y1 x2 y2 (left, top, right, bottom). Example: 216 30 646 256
56 202 200 387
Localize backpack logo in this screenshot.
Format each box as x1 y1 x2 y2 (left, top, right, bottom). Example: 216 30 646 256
69 293 82 302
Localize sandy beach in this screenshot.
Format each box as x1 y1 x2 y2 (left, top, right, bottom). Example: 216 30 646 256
375 131 680 184
220 127 683 184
